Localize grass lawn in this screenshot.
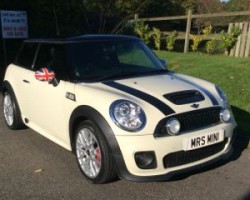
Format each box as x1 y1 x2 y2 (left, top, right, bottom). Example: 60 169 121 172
156 51 250 137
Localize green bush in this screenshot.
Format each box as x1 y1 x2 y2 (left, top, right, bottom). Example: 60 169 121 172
151 27 161 50
191 25 213 52
134 21 151 45
205 39 217 54
166 31 178 51
190 34 203 52
220 26 242 56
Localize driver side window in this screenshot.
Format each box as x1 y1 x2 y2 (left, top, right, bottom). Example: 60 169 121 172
33 44 67 80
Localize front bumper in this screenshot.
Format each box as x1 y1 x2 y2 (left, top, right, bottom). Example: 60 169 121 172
113 123 237 182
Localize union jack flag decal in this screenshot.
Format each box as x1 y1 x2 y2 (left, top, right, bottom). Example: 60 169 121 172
35 68 55 81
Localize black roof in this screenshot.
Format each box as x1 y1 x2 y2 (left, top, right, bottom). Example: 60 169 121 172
24 34 140 44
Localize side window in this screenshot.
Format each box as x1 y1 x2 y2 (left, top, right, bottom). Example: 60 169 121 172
34 44 67 80
14 42 38 69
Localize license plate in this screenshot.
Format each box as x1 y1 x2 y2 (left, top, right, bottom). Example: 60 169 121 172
184 129 225 151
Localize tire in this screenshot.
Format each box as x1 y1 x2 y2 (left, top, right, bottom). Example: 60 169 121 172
74 120 116 184
3 91 25 130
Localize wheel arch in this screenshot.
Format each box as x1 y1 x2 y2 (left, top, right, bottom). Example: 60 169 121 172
69 105 120 154
1 80 25 129
2 80 12 94
2 81 20 108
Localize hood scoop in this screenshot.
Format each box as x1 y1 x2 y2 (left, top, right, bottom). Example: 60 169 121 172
163 90 205 105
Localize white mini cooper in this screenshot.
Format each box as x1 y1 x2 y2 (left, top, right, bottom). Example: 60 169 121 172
2 35 237 183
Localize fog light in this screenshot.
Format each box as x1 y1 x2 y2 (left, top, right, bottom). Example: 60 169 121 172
134 151 157 169
166 118 181 135
220 108 231 123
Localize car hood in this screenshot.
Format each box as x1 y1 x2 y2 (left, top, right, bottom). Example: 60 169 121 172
102 73 220 114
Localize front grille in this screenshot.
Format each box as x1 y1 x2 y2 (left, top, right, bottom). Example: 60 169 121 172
154 107 222 137
163 139 228 168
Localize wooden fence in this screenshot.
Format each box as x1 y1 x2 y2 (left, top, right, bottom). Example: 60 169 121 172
133 10 250 56
229 22 250 58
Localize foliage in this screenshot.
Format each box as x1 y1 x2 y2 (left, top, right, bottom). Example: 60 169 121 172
220 26 242 55
142 0 185 17
190 25 214 52
190 34 203 51
181 0 197 11
225 0 250 11
203 25 217 54
177 0 227 31
134 21 152 45
205 39 217 54
151 27 162 50
166 31 178 51
202 25 212 35
0 0 230 36
115 0 153 14
195 0 226 30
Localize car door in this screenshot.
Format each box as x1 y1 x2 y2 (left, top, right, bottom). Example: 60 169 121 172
26 43 70 143
11 42 39 118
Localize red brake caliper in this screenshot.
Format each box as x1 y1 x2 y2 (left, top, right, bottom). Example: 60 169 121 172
95 148 101 166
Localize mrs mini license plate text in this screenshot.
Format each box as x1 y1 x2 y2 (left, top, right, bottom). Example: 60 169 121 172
184 129 225 151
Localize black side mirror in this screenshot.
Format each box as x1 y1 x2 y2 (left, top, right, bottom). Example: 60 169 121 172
49 77 60 87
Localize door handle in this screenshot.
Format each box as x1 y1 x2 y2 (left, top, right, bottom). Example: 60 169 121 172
23 80 30 83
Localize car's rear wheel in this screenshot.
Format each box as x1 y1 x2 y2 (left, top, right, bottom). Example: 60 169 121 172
75 120 116 184
3 91 24 130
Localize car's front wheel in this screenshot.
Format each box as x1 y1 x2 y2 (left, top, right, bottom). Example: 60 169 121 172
75 120 116 184
3 91 24 130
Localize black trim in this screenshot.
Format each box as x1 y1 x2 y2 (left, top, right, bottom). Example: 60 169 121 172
154 106 222 137
103 81 175 116
163 139 228 168
69 106 120 153
197 87 218 105
25 35 140 44
163 90 205 105
69 106 128 178
171 74 219 106
114 142 233 182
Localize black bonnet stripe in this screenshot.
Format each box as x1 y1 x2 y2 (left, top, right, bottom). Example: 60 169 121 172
171 74 219 106
103 81 175 116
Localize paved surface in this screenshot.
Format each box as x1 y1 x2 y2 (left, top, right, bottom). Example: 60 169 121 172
0 95 250 200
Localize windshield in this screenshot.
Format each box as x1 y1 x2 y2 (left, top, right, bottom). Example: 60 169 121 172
67 40 167 82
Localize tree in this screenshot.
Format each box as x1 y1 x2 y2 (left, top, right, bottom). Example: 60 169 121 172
225 0 250 21
142 0 185 17
195 0 226 31
181 0 197 11
225 0 250 11
112 0 154 34
79 0 155 34
179 0 226 32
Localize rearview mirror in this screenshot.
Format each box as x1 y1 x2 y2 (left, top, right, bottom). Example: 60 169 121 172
35 68 55 81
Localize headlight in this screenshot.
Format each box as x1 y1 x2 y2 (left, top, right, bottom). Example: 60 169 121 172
215 85 227 103
110 100 146 132
166 118 181 135
220 108 231 123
